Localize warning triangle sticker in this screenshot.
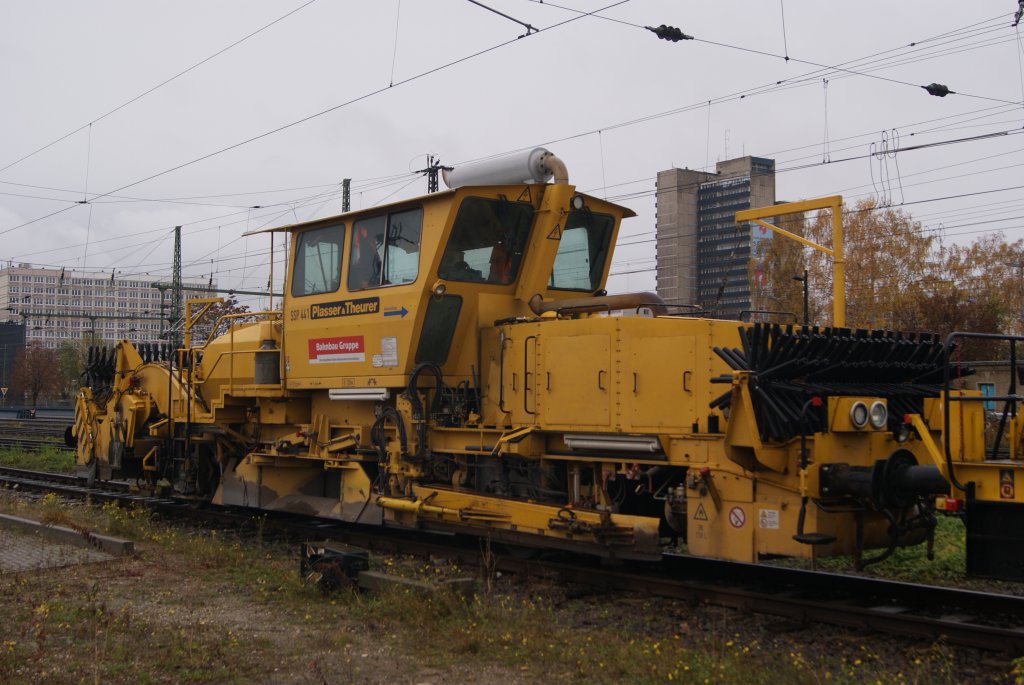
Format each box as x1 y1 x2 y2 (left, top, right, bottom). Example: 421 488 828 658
1002 470 1014 484
547 223 562 240
693 503 708 521
516 187 532 203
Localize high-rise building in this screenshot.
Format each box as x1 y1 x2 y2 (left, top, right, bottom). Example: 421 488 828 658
0 264 210 348
655 156 776 319
0 320 25 391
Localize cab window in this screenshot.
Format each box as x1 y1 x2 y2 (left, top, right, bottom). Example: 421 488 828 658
291 224 344 297
348 208 422 291
549 211 614 291
439 197 533 284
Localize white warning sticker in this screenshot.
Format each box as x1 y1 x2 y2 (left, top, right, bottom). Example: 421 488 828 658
380 336 399 367
758 509 780 530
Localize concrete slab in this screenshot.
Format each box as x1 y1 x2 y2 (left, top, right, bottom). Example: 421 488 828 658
0 513 134 556
0 528 114 572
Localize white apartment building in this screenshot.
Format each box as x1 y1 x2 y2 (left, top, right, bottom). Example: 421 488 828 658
0 263 211 348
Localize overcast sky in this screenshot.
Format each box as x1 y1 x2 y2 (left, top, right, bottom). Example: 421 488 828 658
1 1 1020 307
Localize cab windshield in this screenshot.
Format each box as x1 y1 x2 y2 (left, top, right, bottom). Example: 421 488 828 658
548 210 614 291
348 208 422 290
291 223 344 296
439 197 533 284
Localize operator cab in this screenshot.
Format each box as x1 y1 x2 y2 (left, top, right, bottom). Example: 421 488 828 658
277 148 633 392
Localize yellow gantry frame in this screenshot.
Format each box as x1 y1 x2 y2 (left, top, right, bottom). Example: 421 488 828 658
183 297 223 349
735 195 845 328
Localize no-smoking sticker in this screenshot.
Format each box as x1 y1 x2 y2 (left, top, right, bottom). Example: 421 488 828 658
728 506 746 528
1001 469 1015 500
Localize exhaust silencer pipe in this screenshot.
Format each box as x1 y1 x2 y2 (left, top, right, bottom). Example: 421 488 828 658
442 148 568 188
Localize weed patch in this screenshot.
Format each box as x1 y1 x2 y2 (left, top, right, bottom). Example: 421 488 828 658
0 446 75 473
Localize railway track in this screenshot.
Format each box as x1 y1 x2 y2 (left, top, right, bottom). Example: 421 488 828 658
0 417 71 435
0 417 71 452
3 465 1024 652
0 436 70 452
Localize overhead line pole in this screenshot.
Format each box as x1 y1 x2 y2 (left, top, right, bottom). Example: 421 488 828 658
170 226 183 348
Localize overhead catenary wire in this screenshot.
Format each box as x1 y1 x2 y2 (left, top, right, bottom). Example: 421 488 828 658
0 0 631 238
0 0 321 177
12 100 1011 268
389 0 402 86
9 184 349 271
19 126 1024 289
465 0 537 36
608 181 1024 255
587 102 1020 203
1017 25 1024 113
3 170 420 268
779 0 790 62
7 4 1021 293
31 13 1005 215
524 4 1015 104
608 202 1024 287
6 172 419 266
4 8 1009 229
601 127 1024 213
446 17 1019 181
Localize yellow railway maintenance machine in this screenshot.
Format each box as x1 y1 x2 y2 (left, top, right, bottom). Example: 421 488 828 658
71 148 1024 579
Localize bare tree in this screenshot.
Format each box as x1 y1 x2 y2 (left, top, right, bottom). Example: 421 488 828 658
10 345 60 408
755 196 1024 355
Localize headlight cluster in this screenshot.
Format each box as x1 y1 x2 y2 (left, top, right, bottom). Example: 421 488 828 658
849 401 887 430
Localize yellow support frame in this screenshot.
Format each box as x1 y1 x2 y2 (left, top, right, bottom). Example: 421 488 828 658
735 195 845 328
183 297 223 349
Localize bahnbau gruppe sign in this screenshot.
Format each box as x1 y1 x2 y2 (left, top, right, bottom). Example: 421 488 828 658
308 336 365 364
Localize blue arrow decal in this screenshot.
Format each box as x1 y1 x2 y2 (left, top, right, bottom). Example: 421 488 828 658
383 306 409 318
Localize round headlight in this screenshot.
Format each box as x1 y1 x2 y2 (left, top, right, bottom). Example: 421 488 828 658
869 401 887 429
849 401 869 429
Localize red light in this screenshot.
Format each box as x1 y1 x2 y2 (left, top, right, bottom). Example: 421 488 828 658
811 396 823 407
936 496 962 512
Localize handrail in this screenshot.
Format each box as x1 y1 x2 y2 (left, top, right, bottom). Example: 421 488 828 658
942 331 1024 492
192 310 281 350
185 310 283 396
739 310 799 324
195 349 280 387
